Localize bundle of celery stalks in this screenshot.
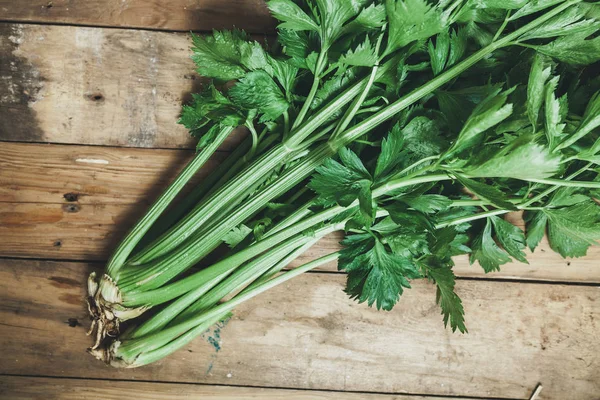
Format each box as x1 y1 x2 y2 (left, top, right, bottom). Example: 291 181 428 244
86 0 600 367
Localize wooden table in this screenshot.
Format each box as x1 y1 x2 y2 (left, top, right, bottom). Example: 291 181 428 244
0 2 599 399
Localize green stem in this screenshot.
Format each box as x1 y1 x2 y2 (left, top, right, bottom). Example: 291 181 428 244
106 125 234 276
169 238 320 328
331 0 580 149
437 162 593 228
121 214 344 306
123 311 230 368
126 61 395 268
329 32 385 143
246 122 259 158
115 252 339 361
292 51 328 130
523 178 600 189
138 135 253 247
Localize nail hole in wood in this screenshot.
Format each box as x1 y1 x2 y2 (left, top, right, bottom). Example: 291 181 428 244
67 318 80 328
54 240 62 247
63 192 79 202
85 92 105 102
63 204 80 213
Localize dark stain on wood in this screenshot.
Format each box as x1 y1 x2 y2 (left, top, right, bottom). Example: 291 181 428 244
0 25 45 142
48 276 79 289
58 293 82 305
67 318 80 328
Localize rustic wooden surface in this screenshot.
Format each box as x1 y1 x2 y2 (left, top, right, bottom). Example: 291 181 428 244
0 377 457 400
1 259 598 399
0 0 275 33
1 142 598 282
0 24 248 149
0 4 599 399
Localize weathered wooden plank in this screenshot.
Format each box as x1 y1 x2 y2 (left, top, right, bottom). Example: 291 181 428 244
0 0 275 34
1 195 599 282
1 142 599 281
0 258 598 399
0 23 248 149
0 376 452 400
0 142 224 205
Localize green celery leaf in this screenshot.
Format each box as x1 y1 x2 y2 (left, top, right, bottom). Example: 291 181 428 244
566 91 600 151
372 217 430 258
447 28 468 68
519 4 600 41
278 29 311 60
532 31 600 66
527 53 553 129
510 0 565 20
445 88 513 157
425 263 467 333
340 36 378 69
524 211 548 252
550 187 590 207
544 201 600 257
402 194 452 214
490 216 528 263
385 0 447 55
428 30 450 76
385 202 434 232
191 31 254 81
428 27 467 75
437 84 504 133
401 116 445 159
343 3 387 34
430 226 472 258
178 85 245 146
267 0 320 32
229 70 290 122
454 175 518 211
462 138 562 180
374 124 404 181
222 224 252 248
470 218 512 273
309 147 373 212
239 40 270 71
316 0 369 43
339 235 421 310
269 57 299 96
544 76 567 150
312 68 357 110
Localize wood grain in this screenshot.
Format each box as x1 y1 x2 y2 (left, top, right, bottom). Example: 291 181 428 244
0 258 598 399
0 376 454 400
1 142 599 282
0 142 224 205
0 0 276 34
0 23 248 149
